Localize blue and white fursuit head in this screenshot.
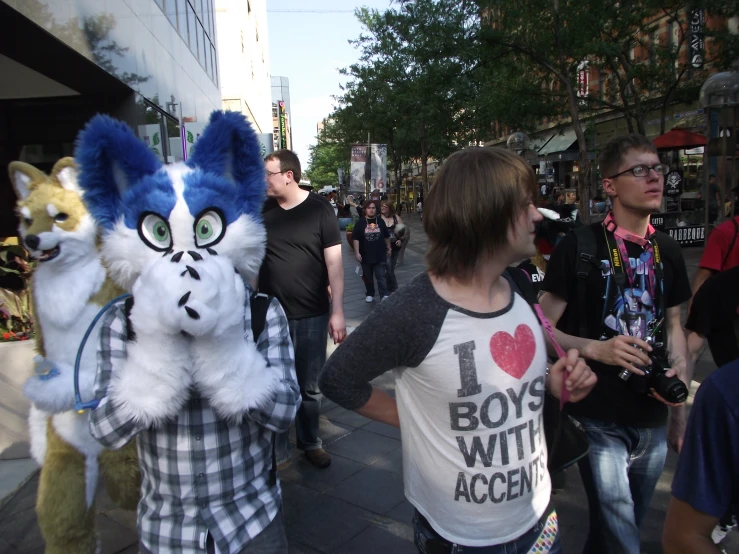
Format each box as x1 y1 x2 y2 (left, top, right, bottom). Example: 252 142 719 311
75 111 277 425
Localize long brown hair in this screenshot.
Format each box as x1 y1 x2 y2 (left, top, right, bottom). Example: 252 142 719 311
424 147 537 280
381 200 395 217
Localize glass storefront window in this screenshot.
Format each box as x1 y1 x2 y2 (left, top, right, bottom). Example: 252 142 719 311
197 21 205 65
187 3 198 55
165 0 179 31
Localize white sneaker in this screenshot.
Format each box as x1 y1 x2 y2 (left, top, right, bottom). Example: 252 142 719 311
365 296 374 303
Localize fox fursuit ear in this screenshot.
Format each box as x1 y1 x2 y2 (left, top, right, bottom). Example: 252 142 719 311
50 157 80 193
9 161 46 201
75 114 162 230
187 110 266 216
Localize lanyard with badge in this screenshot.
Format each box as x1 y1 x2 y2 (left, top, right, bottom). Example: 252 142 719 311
602 212 666 373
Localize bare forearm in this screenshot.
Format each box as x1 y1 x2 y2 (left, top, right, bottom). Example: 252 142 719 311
327 262 344 315
552 328 598 360
355 386 400 428
668 321 690 385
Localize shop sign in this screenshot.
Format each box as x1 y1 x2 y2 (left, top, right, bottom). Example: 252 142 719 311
279 101 287 150
689 10 705 69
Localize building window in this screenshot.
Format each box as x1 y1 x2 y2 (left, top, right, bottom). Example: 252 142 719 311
165 0 180 31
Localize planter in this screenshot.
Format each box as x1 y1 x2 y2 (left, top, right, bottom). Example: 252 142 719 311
345 230 353 247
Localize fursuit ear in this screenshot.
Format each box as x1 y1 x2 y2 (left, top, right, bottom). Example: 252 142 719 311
75 114 162 230
9 161 46 201
50 157 80 193
187 110 266 209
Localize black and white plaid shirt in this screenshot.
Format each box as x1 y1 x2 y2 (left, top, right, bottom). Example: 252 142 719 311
89 296 299 554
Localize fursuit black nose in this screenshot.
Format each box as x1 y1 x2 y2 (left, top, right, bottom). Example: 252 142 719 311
24 235 39 250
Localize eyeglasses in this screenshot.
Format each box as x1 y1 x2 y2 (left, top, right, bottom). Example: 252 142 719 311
607 164 670 179
266 170 287 176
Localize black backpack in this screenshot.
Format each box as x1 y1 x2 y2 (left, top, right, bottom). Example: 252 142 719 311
505 268 590 474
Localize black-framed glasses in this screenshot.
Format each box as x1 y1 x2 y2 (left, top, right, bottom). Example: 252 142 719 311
607 164 670 179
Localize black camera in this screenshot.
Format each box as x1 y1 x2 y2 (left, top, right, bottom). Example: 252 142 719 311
618 341 688 404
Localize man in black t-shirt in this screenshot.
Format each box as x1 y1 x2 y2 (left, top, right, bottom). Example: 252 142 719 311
540 134 692 554
259 150 346 469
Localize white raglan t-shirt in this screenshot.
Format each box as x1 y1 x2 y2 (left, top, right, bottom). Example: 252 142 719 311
320 272 551 546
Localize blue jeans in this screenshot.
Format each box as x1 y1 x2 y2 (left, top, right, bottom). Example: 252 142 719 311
413 508 561 553
205 509 287 553
275 313 329 462
575 416 668 554
362 262 389 298
387 250 399 292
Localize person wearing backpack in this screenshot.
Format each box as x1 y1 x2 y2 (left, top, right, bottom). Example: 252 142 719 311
319 147 596 553
539 134 692 554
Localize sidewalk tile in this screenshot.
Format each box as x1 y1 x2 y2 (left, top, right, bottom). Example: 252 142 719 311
368 448 403 476
282 481 380 553
98 514 137 554
324 406 372 429
385 499 415 525
279 454 366 493
0 472 38 517
324 429 400 465
326 466 405 515
331 517 415 554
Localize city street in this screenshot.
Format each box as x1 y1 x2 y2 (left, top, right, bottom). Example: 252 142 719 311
0 213 734 553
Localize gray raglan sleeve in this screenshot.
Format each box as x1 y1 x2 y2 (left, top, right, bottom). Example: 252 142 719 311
319 274 448 410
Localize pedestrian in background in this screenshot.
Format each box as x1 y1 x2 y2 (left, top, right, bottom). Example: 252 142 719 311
380 200 405 294
320 146 596 553
353 200 390 302
259 150 347 469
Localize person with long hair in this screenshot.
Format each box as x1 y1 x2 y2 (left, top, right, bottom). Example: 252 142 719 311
353 200 391 302
381 200 406 294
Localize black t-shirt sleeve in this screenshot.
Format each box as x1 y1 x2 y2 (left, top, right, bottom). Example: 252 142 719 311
353 219 366 243
685 281 713 337
659 234 692 308
541 232 577 302
319 199 342 248
319 274 447 410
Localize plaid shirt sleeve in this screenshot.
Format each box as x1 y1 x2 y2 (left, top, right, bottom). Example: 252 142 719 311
89 303 147 449
248 296 300 432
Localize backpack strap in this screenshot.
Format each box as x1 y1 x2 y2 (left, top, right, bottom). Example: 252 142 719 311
721 218 739 271
249 291 279 486
572 226 600 338
250 292 272 340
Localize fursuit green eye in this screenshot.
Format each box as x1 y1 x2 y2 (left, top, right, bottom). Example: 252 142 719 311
139 213 172 251
194 210 225 248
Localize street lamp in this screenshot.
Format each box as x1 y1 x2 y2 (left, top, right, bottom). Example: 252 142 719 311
506 132 529 156
700 70 739 236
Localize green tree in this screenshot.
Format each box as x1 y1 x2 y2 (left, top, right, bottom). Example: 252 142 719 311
304 125 350 190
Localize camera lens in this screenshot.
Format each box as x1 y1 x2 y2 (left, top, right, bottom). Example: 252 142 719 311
652 373 688 404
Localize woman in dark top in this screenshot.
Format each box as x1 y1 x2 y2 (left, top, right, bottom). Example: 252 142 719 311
353 201 391 302
381 200 405 293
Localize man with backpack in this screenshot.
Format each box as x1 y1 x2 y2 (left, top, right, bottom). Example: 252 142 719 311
319 147 596 552
539 134 692 553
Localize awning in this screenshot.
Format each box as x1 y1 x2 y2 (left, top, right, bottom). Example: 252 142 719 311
538 129 577 156
653 129 706 150
529 132 556 153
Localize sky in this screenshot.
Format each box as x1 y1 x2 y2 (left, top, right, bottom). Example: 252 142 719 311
266 0 394 173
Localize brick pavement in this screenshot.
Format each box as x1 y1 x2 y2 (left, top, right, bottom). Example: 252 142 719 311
1 213 736 553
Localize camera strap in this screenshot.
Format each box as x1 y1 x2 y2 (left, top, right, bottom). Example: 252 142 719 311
602 212 665 324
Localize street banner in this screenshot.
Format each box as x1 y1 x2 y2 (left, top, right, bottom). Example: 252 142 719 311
371 143 387 192
279 101 287 149
350 144 367 193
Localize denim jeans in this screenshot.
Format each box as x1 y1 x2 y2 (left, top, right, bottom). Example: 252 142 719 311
387 249 399 292
362 262 389 298
275 313 329 462
575 416 668 554
205 509 287 554
413 508 561 553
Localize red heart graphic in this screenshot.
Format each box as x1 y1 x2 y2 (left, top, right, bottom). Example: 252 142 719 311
489 324 536 379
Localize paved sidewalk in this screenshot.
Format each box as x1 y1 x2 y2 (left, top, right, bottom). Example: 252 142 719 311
1 214 735 553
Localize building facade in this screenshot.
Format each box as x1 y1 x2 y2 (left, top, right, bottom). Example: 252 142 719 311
215 0 271 135
271 76 293 150
0 0 223 236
